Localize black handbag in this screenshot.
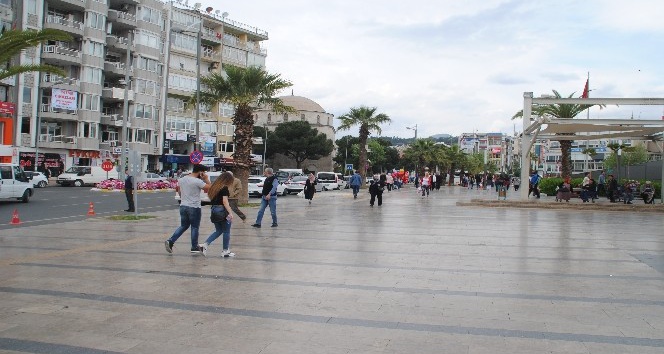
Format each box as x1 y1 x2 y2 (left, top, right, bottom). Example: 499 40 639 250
210 205 228 223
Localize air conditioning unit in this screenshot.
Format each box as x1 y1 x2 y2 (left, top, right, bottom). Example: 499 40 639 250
110 114 118 120
109 141 117 147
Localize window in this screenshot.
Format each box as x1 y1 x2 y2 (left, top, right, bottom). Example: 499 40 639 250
301 114 305 121
135 129 151 143
101 130 118 142
78 122 98 138
166 116 195 133
26 0 37 14
81 67 102 84
135 79 159 96
86 12 106 30
219 103 234 117
80 94 100 111
84 40 104 57
139 6 161 25
218 142 234 153
168 74 197 92
220 123 235 136
22 87 32 103
172 11 198 28
135 30 161 49
172 32 197 52
167 97 186 112
316 115 320 124
267 113 271 123
135 104 156 119
136 56 162 73
169 54 197 73
283 113 288 122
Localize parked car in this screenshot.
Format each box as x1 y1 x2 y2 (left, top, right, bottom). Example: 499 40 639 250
316 171 339 190
174 171 222 205
282 175 323 194
274 169 304 183
25 171 49 188
141 172 165 183
336 173 348 189
56 166 107 187
0 163 33 203
247 175 287 197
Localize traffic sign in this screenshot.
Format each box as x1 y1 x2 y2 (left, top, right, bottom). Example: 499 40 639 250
345 163 353 171
101 160 114 172
190 150 204 164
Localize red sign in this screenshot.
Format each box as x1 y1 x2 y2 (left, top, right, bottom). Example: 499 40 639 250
190 150 203 164
0 101 15 115
101 160 114 172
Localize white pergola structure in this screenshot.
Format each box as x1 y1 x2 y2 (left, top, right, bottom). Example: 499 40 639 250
519 93 664 202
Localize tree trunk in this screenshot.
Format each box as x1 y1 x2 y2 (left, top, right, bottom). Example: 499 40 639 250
448 164 455 186
559 139 572 179
358 127 369 189
232 105 254 205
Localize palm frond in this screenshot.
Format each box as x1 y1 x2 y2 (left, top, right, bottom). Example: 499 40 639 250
0 64 67 81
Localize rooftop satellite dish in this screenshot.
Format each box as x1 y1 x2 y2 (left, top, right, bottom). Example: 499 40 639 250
205 7 213 13
193 2 201 10
222 12 228 18
215 10 220 15
183 0 188 7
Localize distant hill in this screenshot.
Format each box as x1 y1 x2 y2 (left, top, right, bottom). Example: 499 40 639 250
429 134 452 139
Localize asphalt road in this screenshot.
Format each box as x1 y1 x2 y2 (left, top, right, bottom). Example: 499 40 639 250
0 185 179 230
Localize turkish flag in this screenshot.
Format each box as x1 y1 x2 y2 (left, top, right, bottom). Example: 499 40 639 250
581 79 589 98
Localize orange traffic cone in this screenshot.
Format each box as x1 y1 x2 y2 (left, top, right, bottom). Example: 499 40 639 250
10 209 21 225
87 202 96 216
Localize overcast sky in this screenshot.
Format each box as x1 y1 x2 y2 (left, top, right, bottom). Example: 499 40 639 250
199 0 664 139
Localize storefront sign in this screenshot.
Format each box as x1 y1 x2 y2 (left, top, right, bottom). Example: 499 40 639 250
68 149 100 158
0 101 16 115
51 89 78 110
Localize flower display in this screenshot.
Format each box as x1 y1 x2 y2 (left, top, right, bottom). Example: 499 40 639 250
95 179 178 191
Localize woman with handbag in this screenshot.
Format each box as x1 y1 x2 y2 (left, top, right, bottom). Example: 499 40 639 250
198 172 235 257
303 173 317 204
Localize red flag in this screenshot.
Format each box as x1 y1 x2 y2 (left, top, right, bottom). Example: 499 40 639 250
581 79 589 98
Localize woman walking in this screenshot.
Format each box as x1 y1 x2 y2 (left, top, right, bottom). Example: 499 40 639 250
304 173 317 204
199 172 235 257
421 171 431 197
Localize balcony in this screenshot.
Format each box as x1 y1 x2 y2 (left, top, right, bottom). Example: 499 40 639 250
106 35 130 50
102 87 134 102
40 103 78 121
104 61 131 77
107 10 137 29
38 134 77 149
46 0 85 11
41 74 79 90
201 29 223 44
41 45 81 66
44 15 84 37
201 48 221 62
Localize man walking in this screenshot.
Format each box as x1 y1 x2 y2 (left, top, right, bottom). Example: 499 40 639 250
597 171 606 197
164 164 211 254
124 170 135 212
252 168 279 228
349 170 362 199
528 171 541 198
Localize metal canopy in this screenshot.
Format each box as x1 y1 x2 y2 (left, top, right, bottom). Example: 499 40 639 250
519 93 664 203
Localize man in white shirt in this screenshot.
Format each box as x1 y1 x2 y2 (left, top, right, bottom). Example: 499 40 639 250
165 164 211 254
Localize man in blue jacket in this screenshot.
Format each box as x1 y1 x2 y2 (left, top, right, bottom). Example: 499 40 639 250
528 171 541 198
349 170 362 199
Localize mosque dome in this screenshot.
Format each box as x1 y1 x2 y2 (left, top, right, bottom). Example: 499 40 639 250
278 95 326 113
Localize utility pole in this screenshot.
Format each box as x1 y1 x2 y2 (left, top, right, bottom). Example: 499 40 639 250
120 31 132 178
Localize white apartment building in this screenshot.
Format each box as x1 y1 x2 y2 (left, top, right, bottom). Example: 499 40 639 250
0 0 267 174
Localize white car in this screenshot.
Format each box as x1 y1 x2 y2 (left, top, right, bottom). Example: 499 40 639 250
141 173 165 183
316 171 339 190
26 171 49 188
248 175 287 197
282 175 323 194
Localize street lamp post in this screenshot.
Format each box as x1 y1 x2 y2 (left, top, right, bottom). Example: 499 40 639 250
407 124 418 180
119 31 132 177
262 123 267 171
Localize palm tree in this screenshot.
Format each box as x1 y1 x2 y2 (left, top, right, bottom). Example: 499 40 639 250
403 139 436 177
197 65 293 203
444 145 467 186
512 90 601 179
337 106 391 186
0 29 71 80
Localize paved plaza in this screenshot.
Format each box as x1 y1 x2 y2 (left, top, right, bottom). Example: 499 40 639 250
0 186 663 353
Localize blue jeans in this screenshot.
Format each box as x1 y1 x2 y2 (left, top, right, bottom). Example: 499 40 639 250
168 206 201 249
204 220 231 250
352 185 360 196
255 196 277 225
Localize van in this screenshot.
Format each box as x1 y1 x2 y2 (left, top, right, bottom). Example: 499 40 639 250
316 171 339 191
0 163 34 203
275 169 304 183
56 165 109 187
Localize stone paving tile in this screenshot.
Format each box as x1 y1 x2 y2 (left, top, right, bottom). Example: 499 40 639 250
0 186 663 353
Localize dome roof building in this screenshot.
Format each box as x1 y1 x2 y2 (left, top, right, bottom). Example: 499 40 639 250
254 94 336 173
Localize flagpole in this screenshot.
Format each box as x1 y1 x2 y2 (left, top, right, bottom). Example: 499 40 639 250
584 72 590 173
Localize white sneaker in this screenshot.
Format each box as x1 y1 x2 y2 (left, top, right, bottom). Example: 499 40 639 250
199 243 208 257
221 249 235 258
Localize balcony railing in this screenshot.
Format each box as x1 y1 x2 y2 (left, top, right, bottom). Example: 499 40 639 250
46 15 84 31
42 74 79 86
39 134 76 143
42 45 81 58
117 11 136 22
41 103 78 115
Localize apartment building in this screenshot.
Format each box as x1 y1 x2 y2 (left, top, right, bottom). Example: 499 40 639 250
0 0 267 174
458 132 506 171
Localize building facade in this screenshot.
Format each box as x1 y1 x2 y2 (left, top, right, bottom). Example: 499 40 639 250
254 95 335 173
0 0 267 175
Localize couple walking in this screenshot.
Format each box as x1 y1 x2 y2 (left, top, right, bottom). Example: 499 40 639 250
164 164 246 257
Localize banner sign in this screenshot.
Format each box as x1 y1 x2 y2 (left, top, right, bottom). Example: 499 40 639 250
51 88 78 110
0 101 16 115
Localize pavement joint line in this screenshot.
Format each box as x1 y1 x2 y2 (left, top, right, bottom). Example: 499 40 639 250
14 262 664 306
0 286 663 348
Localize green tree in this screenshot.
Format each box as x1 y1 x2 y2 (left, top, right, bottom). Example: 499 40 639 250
444 145 467 186
603 144 647 180
197 66 293 203
0 29 72 80
268 121 334 169
367 139 386 173
403 139 436 177
333 135 359 172
337 106 391 186
512 90 603 179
